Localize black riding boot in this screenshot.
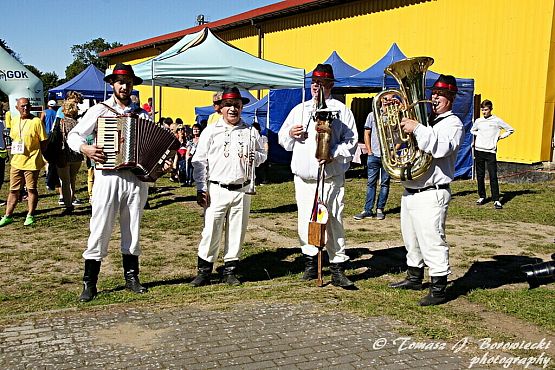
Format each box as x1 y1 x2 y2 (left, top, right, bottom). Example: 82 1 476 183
419 276 448 306
389 267 424 290
190 257 213 287
330 262 355 289
122 254 148 294
302 254 318 280
79 259 101 302
222 260 241 286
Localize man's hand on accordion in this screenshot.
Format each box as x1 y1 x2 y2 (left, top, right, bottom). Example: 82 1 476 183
80 144 107 164
196 191 210 208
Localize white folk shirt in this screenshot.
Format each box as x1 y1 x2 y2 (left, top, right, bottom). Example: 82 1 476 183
278 97 358 180
401 111 464 189
192 117 267 192
470 114 514 154
67 96 149 152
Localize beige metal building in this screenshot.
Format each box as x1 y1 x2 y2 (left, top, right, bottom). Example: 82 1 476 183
101 0 555 165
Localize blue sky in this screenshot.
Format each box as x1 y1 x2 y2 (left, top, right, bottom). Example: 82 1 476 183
3 0 277 77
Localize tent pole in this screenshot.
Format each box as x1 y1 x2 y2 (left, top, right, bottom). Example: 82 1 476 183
301 72 306 132
151 60 155 121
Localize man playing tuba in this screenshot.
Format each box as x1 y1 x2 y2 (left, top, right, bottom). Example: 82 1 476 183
390 74 464 306
278 64 358 289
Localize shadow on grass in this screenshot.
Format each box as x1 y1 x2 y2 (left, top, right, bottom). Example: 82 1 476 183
450 189 476 197
347 246 407 282
146 195 196 210
251 203 297 214
447 254 541 303
238 247 303 282
103 276 191 293
500 189 537 205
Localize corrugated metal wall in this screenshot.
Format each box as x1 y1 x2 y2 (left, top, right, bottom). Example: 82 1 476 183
111 0 555 163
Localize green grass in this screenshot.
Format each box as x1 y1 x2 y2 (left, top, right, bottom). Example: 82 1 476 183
467 287 555 331
0 165 554 353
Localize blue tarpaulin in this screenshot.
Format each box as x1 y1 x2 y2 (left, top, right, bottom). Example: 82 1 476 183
49 65 113 100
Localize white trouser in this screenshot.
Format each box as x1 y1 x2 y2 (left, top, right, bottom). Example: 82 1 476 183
197 182 252 263
294 174 349 263
400 188 451 276
83 170 149 261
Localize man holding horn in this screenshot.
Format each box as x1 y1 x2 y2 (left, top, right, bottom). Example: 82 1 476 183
279 64 358 288
190 87 266 287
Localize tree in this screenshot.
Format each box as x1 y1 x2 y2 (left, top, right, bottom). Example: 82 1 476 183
65 38 121 80
23 65 60 102
40 72 60 98
0 39 21 63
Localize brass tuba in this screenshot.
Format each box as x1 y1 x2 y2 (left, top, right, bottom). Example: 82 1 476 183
373 57 434 181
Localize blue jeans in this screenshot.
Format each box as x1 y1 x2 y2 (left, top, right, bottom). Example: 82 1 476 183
364 154 390 212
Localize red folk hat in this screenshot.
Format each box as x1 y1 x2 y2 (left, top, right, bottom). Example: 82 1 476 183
104 63 143 85
309 63 336 81
218 87 250 104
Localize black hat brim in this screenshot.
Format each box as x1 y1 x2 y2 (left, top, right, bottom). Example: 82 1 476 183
104 74 143 85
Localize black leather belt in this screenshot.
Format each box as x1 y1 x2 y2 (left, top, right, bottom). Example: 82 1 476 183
210 180 250 191
405 184 450 193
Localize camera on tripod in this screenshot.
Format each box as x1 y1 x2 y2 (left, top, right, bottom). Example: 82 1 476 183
521 253 555 289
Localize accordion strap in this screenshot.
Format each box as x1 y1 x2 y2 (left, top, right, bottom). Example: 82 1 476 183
100 102 120 115
100 102 143 116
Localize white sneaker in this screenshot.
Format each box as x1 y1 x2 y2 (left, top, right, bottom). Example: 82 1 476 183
494 201 503 209
72 198 84 206
476 198 485 205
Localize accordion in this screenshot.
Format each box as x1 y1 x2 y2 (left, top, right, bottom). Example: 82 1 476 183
95 115 180 182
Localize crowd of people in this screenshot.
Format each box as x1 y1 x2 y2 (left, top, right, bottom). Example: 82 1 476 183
0 61 517 307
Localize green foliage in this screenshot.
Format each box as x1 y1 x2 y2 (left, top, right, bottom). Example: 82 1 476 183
0 39 21 62
65 38 122 80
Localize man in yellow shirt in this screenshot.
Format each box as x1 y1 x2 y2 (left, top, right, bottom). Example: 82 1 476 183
206 91 223 125
0 97 48 227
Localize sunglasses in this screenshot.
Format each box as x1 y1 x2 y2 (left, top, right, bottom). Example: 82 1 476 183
222 102 242 109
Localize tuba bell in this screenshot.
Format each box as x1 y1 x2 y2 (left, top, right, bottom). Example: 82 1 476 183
373 57 434 181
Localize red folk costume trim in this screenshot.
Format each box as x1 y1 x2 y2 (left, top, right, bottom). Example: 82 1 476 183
113 70 132 76
433 81 458 92
222 92 242 100
312 71 333 79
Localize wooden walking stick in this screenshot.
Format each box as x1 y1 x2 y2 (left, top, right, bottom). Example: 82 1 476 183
308 164 328 287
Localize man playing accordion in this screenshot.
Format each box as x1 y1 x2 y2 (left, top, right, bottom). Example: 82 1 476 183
67 63 150 302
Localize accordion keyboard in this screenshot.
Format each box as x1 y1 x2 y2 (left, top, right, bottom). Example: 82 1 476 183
96 117 120 169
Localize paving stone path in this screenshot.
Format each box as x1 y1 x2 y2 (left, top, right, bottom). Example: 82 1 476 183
0 303 472 369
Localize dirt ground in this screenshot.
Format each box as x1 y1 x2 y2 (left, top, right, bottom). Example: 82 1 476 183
247 214 555 356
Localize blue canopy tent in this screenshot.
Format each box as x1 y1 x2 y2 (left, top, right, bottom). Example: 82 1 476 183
342 43 406 88
269 44 475 178
49 64 113 100
194 89 258 124
304 51 361 88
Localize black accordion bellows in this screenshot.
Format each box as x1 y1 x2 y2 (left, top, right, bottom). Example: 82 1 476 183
95 115 180 181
